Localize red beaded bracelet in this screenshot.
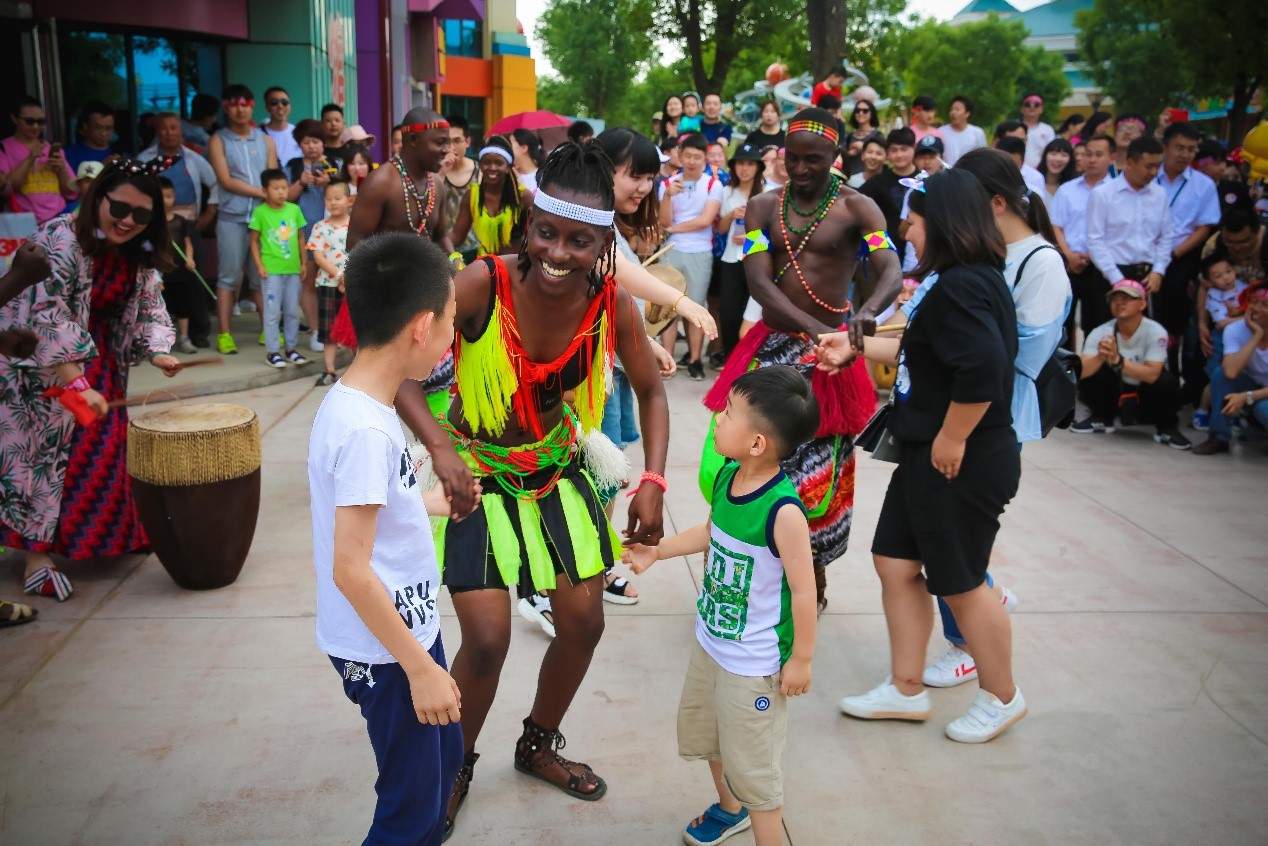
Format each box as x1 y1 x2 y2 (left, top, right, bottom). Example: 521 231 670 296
627 471 668 496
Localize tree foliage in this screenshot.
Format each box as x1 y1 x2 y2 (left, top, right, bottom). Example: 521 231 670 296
898 15 1069 128
534 0 655 118
651 0 802 96
1078 0 1267 142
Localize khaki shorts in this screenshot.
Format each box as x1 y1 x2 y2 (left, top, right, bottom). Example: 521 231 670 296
677 639 788 811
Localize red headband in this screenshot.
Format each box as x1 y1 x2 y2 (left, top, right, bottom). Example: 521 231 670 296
223 98 254 108
402 120 450 134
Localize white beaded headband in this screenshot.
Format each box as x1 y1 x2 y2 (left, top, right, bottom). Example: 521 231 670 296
477 145 513 165
532 188 615 227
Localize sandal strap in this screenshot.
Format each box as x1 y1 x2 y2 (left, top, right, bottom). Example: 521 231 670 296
0 599 35 622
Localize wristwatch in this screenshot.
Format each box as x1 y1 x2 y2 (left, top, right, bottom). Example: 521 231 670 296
1247 391 1256 406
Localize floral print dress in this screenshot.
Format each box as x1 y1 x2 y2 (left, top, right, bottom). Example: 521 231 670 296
0 215 174 556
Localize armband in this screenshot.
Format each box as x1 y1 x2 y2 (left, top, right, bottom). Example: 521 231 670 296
861 230 896 254
741 229 770 258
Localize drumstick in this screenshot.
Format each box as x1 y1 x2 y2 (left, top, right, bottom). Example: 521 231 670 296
641 242 675 267
872 322 907 335
171 356 225 369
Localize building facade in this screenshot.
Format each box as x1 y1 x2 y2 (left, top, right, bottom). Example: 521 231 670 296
0 0 532 160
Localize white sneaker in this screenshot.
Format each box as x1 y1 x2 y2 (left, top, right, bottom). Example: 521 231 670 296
516 594 555 638
923 646 978 688
839 680 931 721
309 336 325 352
945 687 1027 743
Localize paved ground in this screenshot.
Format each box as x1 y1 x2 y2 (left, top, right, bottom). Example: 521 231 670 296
2 373 1266 845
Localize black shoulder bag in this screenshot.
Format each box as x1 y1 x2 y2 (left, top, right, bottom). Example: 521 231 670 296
1013 245 1081 436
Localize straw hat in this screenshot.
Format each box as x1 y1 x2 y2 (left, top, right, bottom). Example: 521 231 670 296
643 263 688 335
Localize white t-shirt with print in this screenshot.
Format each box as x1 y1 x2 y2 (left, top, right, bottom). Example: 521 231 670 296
719 185 752 263
1222 319 1268 387
1205 281 1247 324
309 383 441 664
667 173 724 254
1083 317 1169 386
306 218 349 288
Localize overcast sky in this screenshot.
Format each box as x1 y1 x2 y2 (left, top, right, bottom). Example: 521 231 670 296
519 0 1050 77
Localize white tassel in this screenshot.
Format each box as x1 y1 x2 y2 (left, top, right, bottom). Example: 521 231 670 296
580 430 631 492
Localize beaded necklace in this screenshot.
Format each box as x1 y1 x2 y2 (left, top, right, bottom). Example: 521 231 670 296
393 154 435 235
776 175 849 314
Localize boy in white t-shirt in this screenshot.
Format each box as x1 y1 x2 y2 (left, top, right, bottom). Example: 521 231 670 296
308 231 467 844
625 366 818 846
659 132 723 380
1073 279 1190 448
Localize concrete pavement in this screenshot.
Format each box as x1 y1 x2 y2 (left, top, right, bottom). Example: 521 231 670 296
2 374 1266 845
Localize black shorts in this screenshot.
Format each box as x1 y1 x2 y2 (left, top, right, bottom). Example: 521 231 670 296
317 285 343 344
871 430 1020 596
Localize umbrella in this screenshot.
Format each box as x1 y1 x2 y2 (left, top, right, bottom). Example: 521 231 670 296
488 110 572 136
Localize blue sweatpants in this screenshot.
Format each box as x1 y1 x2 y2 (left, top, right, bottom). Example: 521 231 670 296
331 636 464 846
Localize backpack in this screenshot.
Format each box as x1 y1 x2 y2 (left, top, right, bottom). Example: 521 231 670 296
1012 245 1081 436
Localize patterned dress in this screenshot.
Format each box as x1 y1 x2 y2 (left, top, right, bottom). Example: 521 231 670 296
0 215 174 556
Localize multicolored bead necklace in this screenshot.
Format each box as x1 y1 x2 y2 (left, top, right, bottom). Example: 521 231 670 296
777 174 849 314
393 154 435 235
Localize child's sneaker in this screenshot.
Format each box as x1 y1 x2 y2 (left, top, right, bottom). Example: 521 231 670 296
516 594 555 638
217 332 238 355
258 331 267 346
683 803 751 846
309 336 325 353
1192 409 1210 431
285 349 309 365
838 680 931 721
266 352 286 369
1070 416 1115 434
945 687 1027 743
923 646 977 688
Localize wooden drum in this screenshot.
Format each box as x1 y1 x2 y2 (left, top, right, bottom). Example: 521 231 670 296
127 403 262 590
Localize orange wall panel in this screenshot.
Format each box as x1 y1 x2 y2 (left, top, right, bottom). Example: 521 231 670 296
443 56 493 98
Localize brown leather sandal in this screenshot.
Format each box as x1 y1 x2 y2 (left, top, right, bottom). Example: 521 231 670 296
442 751 478 843
512 716 607 801
0 599 38 627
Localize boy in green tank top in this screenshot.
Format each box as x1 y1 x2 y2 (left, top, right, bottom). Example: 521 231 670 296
625 366 819 846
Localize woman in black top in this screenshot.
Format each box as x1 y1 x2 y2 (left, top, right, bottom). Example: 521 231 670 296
825 170 1027 743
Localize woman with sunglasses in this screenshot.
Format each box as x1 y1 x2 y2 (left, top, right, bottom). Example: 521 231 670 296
1 96 78 224
848 99 879 145
0 158 182 602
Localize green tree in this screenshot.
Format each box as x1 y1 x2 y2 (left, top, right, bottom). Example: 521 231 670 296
652 0 802 96
1078 0 1266 142
535 0 655 118
1076 1 1192 121
847 0 913 100
899 15 1069 128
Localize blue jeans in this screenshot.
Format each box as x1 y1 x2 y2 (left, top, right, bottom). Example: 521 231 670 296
263 273 301 352
600 368 639 448
330 636 463 846
937 571 994 647
1209 369 1268 441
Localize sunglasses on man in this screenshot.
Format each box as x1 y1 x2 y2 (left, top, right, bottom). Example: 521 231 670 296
105 195 154 226
18 116 47 126
268 98 290 107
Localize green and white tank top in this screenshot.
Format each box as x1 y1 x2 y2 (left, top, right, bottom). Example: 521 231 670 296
696 461 805 676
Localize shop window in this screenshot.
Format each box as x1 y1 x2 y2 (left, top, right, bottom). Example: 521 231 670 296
441 95 486 145
59 28 224 153
442 20 483 59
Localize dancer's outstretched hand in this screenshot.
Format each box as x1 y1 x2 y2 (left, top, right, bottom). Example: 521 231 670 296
622 543 658 575
624 484 664 546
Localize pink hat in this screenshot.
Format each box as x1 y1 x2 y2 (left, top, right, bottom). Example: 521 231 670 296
1107 279 1147 300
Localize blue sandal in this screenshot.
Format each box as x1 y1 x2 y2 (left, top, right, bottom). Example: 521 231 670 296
684 802 751 846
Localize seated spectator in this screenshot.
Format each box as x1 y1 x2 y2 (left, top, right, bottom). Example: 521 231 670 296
1192 253 1249 430
65 101 117 172
1194 289 1268 454
1073 279 1190 449
0 96 77 224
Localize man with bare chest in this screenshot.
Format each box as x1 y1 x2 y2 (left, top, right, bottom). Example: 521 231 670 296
702 108 902 610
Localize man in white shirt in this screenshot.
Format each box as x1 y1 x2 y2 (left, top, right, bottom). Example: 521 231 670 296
1020 92 1055 170
1052 135 1115 336
1073 279 1189 449
1086 136 1172 319
940 95 987 166
658 132 723 379
1155 122 1221 374
261 86 302 167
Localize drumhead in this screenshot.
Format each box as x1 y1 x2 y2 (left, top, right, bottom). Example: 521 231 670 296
131 403 256 434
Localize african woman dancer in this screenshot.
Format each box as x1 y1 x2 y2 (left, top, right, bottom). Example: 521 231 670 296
447 136 526 257
393 141 669 840
701 108 902 612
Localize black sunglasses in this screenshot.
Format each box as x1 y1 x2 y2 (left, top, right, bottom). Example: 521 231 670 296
1023 99 1042 107
268 98 290 107
106 196 154 226
854 107 872 113
19 116 47 126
